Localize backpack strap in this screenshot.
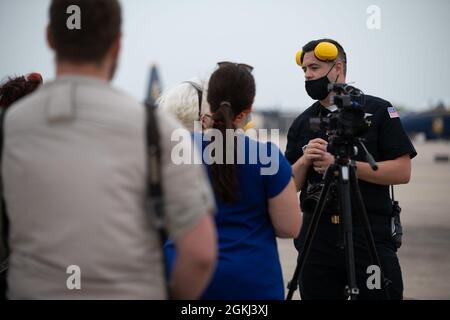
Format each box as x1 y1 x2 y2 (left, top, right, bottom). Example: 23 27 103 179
0 108 9 267
144 102 170 298
0 108 9 300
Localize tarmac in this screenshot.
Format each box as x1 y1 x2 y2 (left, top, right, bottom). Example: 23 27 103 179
274 137 450 300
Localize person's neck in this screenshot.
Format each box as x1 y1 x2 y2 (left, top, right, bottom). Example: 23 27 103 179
56 61 110 81
319 92 334 107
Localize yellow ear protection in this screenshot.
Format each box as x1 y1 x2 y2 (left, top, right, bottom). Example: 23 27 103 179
230 107 254 131
243 120 254 131
295 41 339 66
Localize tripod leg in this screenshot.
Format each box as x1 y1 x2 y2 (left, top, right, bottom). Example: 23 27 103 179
338 164 359 300
286 165 336 300
349 165 391 299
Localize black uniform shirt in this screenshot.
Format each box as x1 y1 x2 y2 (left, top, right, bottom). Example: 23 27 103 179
285 95 417 216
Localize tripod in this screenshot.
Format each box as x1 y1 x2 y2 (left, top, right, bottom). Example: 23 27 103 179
286 139 391 300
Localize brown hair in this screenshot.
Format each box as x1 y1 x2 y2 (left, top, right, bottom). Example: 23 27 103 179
49 0 121 63
207 63 255 203
0 74 43 109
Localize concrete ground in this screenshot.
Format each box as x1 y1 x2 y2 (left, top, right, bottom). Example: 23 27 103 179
275 138 450 300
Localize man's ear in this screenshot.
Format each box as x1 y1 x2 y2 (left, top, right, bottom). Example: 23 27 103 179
335 60 344 78
110 34 121 60
46 25 55 50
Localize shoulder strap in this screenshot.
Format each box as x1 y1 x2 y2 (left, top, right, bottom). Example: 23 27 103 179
144 102 170 298
145 102 167 239
0 108 9 271
390 185 395 202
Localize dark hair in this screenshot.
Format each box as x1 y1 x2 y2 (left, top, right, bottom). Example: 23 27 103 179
49 0 121 63
0 74 43 109
302 38 347 76
207 63 256 203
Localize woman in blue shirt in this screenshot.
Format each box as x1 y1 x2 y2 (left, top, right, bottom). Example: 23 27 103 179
166 62 302 300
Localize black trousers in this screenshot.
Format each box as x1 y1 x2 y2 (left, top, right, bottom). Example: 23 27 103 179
294 212 403 300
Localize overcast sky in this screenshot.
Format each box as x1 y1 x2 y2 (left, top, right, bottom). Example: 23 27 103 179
1 0 449 111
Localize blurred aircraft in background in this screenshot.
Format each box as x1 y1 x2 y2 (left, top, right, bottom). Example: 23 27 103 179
144 64 162 107
401 103 450 140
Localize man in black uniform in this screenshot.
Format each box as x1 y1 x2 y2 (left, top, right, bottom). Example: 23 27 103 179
286 38 417 300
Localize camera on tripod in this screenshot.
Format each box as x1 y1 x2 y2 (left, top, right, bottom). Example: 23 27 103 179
287 82 391 300
309 83 369 147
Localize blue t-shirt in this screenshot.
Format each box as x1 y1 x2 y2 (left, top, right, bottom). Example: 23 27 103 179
165 133 292 300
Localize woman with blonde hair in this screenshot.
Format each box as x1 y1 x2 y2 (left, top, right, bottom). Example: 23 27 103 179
158 78 212 132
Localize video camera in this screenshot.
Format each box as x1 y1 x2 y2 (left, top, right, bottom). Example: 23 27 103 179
309 83 369 154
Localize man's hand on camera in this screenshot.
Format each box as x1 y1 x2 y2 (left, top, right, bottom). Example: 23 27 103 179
313 152 335 174
300 138 328 166
293 138 330 192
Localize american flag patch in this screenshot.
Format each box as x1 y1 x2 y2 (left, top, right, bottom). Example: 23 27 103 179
388 107 399 118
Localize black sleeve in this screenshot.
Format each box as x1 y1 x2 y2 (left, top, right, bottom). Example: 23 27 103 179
377 103 417 160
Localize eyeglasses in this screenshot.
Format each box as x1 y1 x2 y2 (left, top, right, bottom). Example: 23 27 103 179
184 81 203 120
217 61 254 73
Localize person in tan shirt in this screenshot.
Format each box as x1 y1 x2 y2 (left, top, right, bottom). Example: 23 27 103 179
2 0 216 299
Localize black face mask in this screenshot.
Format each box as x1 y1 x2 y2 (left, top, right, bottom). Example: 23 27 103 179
305 63 337 100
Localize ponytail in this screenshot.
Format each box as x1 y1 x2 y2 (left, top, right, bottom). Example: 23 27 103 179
207 62 255 204
210 101 238 203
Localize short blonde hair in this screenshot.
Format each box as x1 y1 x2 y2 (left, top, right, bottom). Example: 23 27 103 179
157 78 210 132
